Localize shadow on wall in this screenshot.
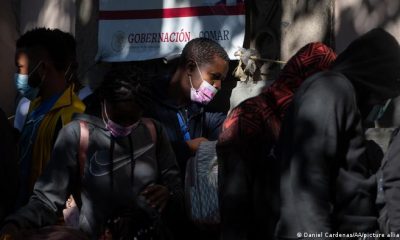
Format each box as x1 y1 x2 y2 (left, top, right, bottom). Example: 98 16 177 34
281 0 334 61
245 0 282 81
75 0 100 88
335 0 400 53
21 0 75 34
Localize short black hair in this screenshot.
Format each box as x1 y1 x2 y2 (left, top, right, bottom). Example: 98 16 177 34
179 38 229 67
16 28 76 72
98 66 151 107
58 30 80 86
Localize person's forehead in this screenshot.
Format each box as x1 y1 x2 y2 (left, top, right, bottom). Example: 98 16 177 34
16 48 37 63
203 56 229 79
203 56 228 70
17 46 46 61
107 100 139 111
16 48 28 56
15 50 29 66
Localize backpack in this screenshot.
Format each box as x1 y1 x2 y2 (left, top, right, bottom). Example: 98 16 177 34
185 140 220 226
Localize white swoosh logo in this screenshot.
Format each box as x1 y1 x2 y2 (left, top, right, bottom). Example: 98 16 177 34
89 143 154 176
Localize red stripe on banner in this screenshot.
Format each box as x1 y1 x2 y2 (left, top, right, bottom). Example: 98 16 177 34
99 4 245 20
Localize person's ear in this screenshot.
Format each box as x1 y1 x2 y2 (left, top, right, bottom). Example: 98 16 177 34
37 61 47 80
185 59 196 77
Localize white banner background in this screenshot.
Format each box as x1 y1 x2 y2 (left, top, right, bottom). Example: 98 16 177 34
98 0 245 62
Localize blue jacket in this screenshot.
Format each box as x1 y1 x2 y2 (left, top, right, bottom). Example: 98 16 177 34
143 76 226 173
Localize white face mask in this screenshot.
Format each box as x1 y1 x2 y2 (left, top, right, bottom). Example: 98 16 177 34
189 62 218 105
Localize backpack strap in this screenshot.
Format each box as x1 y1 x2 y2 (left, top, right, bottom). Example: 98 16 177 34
142 118 165 184
142 118 157 145
78 121 89 177
63 120 88 225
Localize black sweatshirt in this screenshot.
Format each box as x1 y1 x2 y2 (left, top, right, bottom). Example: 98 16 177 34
276 28 400 239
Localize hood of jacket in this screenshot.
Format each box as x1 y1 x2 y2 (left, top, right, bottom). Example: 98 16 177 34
262 42 337 118
332 28 400 103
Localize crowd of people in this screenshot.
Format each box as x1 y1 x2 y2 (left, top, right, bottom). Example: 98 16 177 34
0 27 399 240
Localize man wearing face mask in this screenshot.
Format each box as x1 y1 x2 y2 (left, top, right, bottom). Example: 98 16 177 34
143 38 229 178
13 30 91 132
140 38 228 240
14 28 85 208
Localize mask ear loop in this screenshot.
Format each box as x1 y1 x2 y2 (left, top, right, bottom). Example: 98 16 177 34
188 75 197 92
102 101 110 126
64 63 74 84
29 61 46 89
64 63 72 78
194 61 206 83
190 61 206 93
28 61 43 77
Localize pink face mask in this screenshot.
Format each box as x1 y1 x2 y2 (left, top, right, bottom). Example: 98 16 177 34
189 63 218 105
103 103 138 138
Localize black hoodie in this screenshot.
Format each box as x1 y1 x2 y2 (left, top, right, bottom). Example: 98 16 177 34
332 28 400 118
276 28 400 239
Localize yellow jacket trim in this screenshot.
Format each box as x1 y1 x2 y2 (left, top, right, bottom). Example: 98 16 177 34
29 85 86 189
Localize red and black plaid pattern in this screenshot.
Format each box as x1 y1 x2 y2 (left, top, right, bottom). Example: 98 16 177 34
219 42 336 147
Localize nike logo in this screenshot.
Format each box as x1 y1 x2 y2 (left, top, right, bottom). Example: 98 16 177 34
89 143 154 176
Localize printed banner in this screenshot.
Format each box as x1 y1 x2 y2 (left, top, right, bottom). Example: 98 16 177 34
98 0 245 62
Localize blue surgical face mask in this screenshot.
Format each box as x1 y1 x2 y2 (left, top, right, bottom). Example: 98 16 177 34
14 61 42 101
14 73 39 101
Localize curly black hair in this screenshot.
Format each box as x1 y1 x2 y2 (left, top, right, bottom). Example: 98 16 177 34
16 28 76 72
98 66 151 107
179 37 229 67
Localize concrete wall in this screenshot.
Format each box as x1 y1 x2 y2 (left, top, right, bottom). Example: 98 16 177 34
20 0 75 34
335 0 400 53
75 0 99 89
281 0 334 60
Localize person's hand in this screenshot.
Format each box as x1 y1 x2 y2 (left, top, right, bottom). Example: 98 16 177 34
186 137 208 153
140 184 170 212
0 223 20 240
